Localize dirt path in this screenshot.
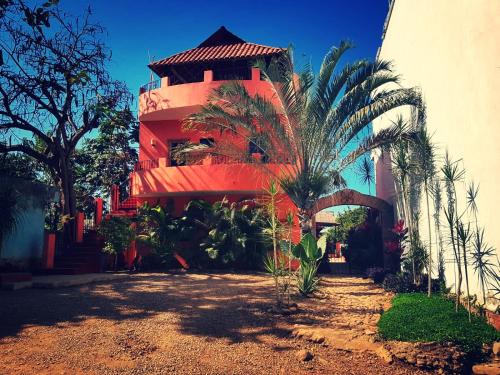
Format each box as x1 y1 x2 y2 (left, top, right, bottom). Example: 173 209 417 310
0 273 429 374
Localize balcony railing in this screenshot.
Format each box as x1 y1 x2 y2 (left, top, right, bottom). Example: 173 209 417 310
139 79 161 93
134 153 292 172
134 158 159 171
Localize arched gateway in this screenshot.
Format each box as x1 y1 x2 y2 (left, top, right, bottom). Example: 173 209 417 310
311 189 395 269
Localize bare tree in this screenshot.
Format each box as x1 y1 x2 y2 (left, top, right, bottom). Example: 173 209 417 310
0 1 131 241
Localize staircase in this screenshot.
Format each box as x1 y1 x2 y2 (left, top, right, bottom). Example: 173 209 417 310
49 231 103 275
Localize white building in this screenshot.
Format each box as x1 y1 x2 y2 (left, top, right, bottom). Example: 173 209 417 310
373 0 500 301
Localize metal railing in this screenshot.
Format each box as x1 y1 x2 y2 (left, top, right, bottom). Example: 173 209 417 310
134 158 159 171
139 79 161 93
133 153 292 171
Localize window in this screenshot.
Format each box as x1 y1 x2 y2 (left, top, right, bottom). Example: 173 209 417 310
248 139 263 155
200 138 215 147
169 140 188 166
248 138 269 163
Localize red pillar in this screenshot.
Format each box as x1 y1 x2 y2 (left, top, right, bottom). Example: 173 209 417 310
75 212 84 243
42 231 55 269
95 197 103 226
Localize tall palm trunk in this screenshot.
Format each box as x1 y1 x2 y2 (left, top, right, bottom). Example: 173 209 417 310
424 183 433 296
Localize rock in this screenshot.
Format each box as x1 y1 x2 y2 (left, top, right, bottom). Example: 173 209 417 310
472 362 500 375
311 333 325 344
364 329 376 335
296 349 313 362
375 347 393 364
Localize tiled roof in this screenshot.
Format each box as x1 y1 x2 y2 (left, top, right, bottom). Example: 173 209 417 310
148 27 284 69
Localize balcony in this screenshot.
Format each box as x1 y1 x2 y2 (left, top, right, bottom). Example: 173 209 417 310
130 155 290 197
138 67 278 121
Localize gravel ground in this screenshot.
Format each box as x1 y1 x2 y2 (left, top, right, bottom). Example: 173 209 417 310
0 273 430 374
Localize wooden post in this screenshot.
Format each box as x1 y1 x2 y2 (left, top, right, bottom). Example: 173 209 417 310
95 197 103 227
42 231 55 269
75 212 84 243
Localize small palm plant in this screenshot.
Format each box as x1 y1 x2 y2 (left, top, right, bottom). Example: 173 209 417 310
431 178 446 286
441 151 465 311
356 156 374 195
456 219 472 321
470 228 497 307
390 116 419 283
414 127 436 296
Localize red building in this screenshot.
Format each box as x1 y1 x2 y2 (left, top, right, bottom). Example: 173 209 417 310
112 27 300 241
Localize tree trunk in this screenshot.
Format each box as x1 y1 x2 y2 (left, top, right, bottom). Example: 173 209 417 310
58 155 77 248
425 185 433 297
298 209 312 236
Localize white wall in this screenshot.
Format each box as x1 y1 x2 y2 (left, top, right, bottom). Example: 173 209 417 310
373 0 500 300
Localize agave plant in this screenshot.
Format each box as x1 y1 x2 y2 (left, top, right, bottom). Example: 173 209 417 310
183 42 424 235
291 233 327 295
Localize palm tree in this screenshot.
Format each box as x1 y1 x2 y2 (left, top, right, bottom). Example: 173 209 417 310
390 117 419 283
442 151 465 311
414 127 436 296
470 228 497 306
432 178 446 285
356 156 374 195
183 42 424 235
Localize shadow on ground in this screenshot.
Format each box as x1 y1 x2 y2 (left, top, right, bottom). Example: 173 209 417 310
0 273 294 343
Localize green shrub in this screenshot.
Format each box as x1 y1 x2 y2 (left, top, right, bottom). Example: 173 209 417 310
378 293 500 354
382 273 415 293
366 267 387 283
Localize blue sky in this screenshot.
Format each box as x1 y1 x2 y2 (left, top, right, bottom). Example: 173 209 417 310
65 0 389 197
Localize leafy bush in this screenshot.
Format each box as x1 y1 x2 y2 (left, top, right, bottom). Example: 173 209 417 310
366 267 387 284
382 272 442 294
378 293 500 354
99 216 134 256
182 199 269 269
382 273 415 293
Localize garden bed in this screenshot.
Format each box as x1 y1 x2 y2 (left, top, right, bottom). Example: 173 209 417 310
378 293 500 372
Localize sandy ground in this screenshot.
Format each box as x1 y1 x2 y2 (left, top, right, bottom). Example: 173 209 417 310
0 273 430 375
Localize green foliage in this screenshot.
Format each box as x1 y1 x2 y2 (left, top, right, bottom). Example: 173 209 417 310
98 216 134 256
325 207 367 243
292 233 326 296
0 1 132 229
378 293 500 354
136 203 182 256
184 198 268 269
0 153 43 181
0 186 24 253
297 262 320 296
184 43 424 231
74 108 138 212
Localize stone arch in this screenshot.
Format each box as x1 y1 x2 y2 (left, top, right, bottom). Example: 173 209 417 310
312 189 395 268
